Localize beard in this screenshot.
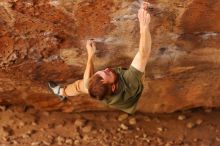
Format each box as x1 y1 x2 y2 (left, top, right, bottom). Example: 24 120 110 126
108 68 118 83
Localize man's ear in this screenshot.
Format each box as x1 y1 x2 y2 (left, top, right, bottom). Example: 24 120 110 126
111 84 116 92
101 80 106 84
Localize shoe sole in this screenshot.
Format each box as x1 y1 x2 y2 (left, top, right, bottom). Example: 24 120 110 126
47 82 66 101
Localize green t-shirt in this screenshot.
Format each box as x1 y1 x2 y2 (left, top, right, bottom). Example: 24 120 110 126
102 66 144 114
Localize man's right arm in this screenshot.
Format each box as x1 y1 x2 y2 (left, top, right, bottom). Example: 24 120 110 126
83 56 94 92
60 40 95 96
83 40 96 92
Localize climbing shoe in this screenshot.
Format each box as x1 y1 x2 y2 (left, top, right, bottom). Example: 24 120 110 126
48 81 67 101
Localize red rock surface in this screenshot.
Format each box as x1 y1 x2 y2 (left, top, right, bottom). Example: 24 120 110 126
0 0 220 113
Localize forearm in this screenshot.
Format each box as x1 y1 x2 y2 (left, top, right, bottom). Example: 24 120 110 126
83 57 94 89
139 27 152 58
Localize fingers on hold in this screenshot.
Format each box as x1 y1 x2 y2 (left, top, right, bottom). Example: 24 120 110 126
87 38 93 43
138 9 143 19
143 2 150 6
142 10 146 22
90 39 96 45
138 9 141 15
144 10 147 16
143 14 146 24
143 3 147 8
142 2 151 11
138 8 143 13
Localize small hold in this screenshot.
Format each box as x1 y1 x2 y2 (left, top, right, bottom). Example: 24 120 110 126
193 138 198 142
42 141 51 146
18 121 25 127
65 139 73 145
82 124 93 133
0 105 7 111
136 127 140 131
31 141 41 146
74 140 80 145
57 136 65 145
187 122 195 129
22 133 30 139
157 127 164 132
12 140 18 145
120 124 128 130
196 119 203 125
178 115 186 120
74 118 87 128
216 137 220 142
2 136 9 142
156 137 164 145
129 118 137 125
204 108 212 113
31 121 37 126
144 116 151 122
43 111 50 116
118 114 128 122
165 142 172 146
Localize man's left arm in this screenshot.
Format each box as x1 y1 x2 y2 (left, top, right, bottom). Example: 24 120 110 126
131 2 151 73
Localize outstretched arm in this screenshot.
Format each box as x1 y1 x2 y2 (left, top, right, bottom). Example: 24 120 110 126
48 40 96 98
131 2 152 72
83 40 96 91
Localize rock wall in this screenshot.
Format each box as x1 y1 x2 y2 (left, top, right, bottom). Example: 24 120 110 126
0 0 220 113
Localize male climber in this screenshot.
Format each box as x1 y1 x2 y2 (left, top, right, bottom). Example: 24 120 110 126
48 2 152 114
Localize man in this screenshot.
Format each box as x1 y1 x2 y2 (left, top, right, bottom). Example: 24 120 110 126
48 2 152 114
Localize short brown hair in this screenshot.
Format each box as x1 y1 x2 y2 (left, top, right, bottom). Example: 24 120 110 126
88 74 111 100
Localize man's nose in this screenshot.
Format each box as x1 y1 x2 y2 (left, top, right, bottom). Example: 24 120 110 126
105 68 110 72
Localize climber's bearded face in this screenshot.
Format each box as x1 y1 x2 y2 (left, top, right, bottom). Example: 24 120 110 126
95 68 117 84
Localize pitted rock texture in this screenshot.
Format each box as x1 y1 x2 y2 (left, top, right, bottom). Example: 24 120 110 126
0 0 220 113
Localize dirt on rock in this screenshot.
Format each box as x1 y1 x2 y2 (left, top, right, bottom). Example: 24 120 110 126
0 105 220 146
1 0 220 113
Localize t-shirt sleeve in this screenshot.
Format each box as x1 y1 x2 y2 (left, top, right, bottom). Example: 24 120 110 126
121 66 144 94
124 65 144 81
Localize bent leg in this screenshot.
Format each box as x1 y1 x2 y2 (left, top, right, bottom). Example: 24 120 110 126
62 80 87 97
